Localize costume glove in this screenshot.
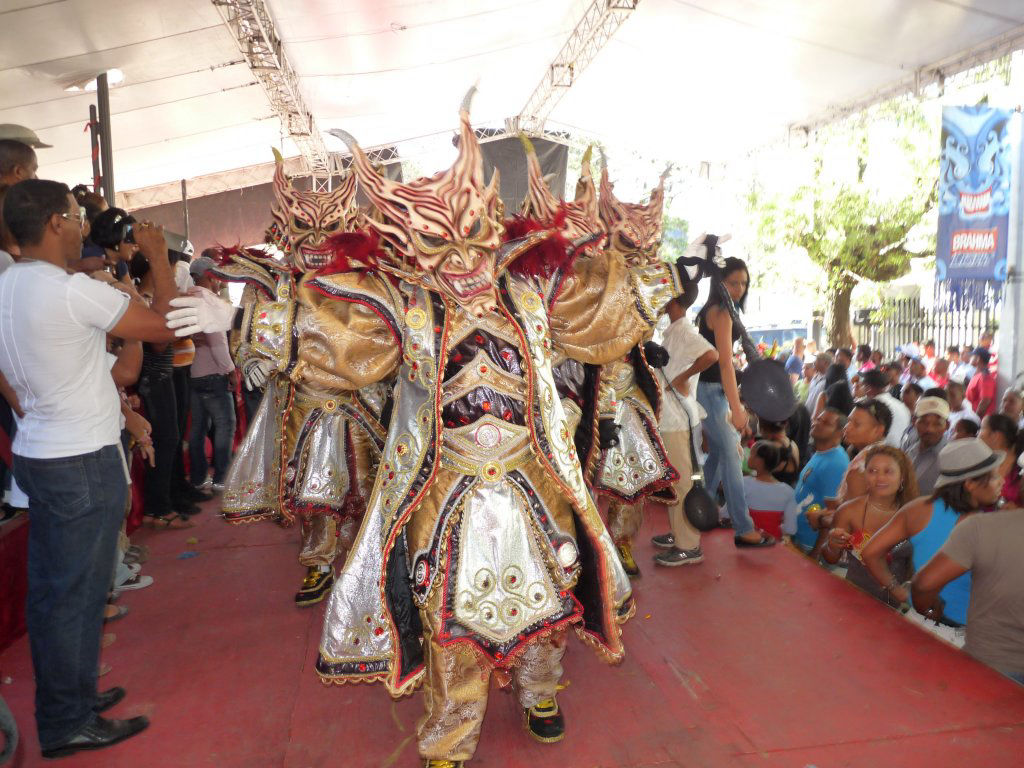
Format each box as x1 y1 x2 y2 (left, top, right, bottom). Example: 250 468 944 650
166 287 237 336
242 358 273 390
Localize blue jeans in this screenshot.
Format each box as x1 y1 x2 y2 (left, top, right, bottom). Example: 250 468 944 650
188 374 236 485
12 445 127 749
696 381 755 536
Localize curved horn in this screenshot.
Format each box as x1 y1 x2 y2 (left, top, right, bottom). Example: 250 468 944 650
271 146 287 190
519 132 560 221
327 128 411 250
326 128 360 153
460 84 478 115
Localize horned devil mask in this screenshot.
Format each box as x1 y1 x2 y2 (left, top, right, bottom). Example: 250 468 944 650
598 159 669 267
268 148 359 272
327 88 505 318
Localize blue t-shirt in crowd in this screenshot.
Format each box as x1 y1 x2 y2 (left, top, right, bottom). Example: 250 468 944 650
909 499 972 625
785 353 803 378
792 445 850 550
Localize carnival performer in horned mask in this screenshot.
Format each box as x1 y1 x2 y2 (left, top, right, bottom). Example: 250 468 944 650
170 87 706 766
300 88 715 768
210 151 391 606
588 161 680 576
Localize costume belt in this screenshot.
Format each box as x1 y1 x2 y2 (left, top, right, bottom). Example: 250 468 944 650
439 415 533 482
291 388 354 412
439 445 533 482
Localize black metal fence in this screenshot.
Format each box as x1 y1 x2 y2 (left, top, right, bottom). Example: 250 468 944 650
853 295 1000 358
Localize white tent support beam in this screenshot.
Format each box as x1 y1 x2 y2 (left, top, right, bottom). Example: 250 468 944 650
514 0 640 136
211 0 338 190
791 24 1024 136
117 155 308 209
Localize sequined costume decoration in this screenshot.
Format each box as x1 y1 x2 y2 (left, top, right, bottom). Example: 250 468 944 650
593 161 679 564
522 144 679 562
315 90 685 763
211 152 388 592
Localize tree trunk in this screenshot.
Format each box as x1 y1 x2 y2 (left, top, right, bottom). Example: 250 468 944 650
825 275 857 349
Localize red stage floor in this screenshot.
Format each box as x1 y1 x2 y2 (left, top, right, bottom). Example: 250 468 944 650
2 502 1023 767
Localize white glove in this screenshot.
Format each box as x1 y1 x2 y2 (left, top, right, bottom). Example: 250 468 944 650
242 358 273 390
166 287 237 336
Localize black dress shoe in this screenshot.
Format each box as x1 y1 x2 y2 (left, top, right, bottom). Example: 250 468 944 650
524 698 565 743
93 687 125 713
41 715 149 759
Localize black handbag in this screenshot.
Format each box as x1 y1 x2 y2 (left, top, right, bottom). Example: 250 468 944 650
660 371 720 532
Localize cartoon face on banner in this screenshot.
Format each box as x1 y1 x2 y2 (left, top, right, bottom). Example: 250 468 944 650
268 151 360 272
938 106 1013 220
935 105 1018 285
598 164 668 266
328 89 504 318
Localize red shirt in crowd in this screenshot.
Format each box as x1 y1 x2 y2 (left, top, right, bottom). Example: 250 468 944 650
966 370 997 417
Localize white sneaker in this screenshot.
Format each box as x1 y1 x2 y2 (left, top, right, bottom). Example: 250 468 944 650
114 574 153 593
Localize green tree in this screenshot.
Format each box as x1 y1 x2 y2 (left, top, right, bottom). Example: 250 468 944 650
659 214 689 263
755 99 937 347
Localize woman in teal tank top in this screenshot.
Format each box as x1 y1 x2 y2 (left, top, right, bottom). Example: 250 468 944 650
860 439 1004 625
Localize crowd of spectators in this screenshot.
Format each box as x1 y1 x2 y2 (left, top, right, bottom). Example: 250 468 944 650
745 334 1024 684
0 126 242 757
648 255 1023 688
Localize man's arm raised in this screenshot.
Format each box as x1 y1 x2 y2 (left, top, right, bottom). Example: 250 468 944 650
107 223 180 344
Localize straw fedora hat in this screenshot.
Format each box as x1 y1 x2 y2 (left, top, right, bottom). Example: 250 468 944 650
933 439 1004 490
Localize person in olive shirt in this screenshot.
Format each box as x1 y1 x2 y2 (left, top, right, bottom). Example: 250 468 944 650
913 505 1024 684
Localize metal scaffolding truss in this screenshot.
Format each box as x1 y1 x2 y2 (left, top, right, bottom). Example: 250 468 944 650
211 0 340 190
516 0 640 136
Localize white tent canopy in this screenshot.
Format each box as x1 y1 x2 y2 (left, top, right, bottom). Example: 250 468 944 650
1 0 1023 195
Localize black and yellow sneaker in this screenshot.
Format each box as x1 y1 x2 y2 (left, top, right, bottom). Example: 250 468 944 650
423 761 464 767
616 542 640 576
294 567 334 607
524 697 565 743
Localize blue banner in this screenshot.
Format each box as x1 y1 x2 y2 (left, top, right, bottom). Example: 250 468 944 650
936 105 1014 284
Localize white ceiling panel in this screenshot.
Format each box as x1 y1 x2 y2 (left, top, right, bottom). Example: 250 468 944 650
0 0 1021 193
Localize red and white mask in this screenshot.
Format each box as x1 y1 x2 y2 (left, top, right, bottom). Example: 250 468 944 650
598 164 668 266
269 150 359 272
329 89 504 318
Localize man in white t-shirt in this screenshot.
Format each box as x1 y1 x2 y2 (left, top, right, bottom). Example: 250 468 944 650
0 180 181 759
650 284 718 567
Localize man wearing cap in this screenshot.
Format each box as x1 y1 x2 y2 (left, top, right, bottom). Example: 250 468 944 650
862 369 910 448
906 396 950 493
187 257 236 492
0 124 48 185
966 347 997 418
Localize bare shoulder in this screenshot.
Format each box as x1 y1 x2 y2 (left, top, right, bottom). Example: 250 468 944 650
898 495 934 531
834 496 866 528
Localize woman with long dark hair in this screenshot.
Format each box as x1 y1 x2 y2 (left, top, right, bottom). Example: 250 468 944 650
696 257 774 547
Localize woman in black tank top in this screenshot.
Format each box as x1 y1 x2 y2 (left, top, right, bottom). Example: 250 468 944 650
696 258 776 547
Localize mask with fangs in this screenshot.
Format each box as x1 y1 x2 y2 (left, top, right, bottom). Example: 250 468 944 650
327 87 505 319
268 148 360 273
598 155 669 267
